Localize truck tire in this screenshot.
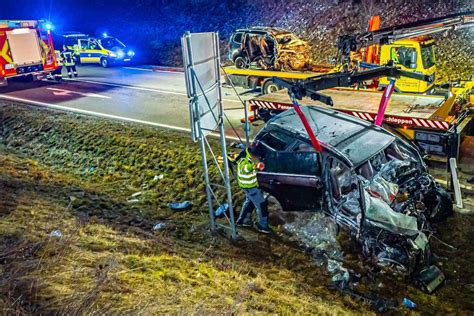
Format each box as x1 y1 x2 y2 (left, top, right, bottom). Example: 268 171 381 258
100 58 109 68
262 80 281 95
0 78 8 87
234 56 247 69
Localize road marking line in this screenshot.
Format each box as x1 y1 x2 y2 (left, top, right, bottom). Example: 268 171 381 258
65 78 244 103
47 87 111 99
124 66 184 74
66 78 189 96
0 94 241 141
123 67 154 72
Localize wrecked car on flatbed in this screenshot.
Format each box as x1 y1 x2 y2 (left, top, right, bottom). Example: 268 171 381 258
251 105 453 292
228 27 311 71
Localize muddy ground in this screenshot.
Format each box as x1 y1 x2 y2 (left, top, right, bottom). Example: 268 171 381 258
0 101 473 314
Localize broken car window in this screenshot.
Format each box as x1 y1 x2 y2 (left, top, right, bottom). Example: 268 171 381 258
263 151 320 176
260 131 294 151
233 32 243 44
329 158 361 216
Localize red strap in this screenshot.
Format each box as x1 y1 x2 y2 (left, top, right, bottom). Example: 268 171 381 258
375 79 396 126
292 104 323 152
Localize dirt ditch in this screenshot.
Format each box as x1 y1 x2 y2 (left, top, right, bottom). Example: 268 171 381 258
0 101 473 314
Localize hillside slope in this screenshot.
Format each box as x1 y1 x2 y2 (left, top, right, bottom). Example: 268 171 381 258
132 0 472 83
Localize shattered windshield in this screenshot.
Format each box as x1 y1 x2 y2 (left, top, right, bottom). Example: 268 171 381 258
359 140 421 183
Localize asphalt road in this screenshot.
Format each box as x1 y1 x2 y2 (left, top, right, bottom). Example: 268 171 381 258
0 65 260 141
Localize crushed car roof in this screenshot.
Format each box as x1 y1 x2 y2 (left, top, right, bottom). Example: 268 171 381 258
267 106 396 166
235 26 291 35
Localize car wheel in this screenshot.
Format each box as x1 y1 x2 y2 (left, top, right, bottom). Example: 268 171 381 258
262 80 281 95
100 58 109 68
234 56 247 69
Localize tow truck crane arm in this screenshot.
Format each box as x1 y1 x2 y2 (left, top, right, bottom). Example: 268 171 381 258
337 11 474 64
271 64 432 151
273 63 432 105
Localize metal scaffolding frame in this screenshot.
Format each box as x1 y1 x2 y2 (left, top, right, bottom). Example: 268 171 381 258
181 31 237 239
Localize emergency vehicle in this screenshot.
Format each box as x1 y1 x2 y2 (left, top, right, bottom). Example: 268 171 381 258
0 20 58 87
62 33 135 67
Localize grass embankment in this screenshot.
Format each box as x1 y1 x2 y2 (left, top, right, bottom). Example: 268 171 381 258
0 102 364 314
0 102 473 314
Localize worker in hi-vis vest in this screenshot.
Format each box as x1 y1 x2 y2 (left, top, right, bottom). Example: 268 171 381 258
236 147 271 234
61 45 78 78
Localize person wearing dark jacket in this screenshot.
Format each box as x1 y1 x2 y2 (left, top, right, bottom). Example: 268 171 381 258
61 46 78 78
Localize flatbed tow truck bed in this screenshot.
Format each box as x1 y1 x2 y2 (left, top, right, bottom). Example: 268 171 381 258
249 88 453 129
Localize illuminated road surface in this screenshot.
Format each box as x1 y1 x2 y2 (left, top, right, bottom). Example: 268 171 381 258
0 65 261 141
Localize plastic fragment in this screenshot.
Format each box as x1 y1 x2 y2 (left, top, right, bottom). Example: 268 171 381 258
49 230 63 238
168 201 192 211
153 174 164 181
402 297 416 309
152 222 166 231
214 203 229 217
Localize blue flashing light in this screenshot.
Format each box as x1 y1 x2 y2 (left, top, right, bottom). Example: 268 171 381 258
45 23 52 30
102 32 108 38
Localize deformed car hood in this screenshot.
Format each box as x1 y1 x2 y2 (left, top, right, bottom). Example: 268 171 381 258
363 190 420 236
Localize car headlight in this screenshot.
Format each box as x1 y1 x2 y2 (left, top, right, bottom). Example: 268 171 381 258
127 50 135 57
109 52 117 58
117 51 125 58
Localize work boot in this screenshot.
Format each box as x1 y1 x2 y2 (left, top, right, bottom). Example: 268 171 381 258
74 73 78 78
256 224 273 234
236 219 253 227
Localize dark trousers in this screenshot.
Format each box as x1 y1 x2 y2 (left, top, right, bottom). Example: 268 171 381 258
237 187 268 227
65 65 77 78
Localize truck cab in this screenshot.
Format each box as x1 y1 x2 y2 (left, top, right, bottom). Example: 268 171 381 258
62 33 135 67
379 38 437 93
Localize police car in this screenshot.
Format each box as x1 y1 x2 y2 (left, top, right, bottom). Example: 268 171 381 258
62 32 135 67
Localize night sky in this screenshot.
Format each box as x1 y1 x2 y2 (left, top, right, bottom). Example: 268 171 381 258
1 0 260 64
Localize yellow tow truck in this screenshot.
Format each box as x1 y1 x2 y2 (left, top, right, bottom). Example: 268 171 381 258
224 12 473 168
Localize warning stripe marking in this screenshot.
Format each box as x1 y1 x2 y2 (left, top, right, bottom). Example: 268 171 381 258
250 100 451 130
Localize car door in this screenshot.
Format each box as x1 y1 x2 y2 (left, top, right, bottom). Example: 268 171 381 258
259 150 323 211
79 39 101 64
255 133 323 211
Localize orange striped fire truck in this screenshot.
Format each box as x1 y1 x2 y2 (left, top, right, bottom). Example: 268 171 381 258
0 20 58 87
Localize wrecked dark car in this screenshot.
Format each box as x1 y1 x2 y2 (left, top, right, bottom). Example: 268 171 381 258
228 27 311 71
251 105 452 292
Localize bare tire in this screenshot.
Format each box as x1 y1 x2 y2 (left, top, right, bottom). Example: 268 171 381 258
262 80 281 95
234 56 247 69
